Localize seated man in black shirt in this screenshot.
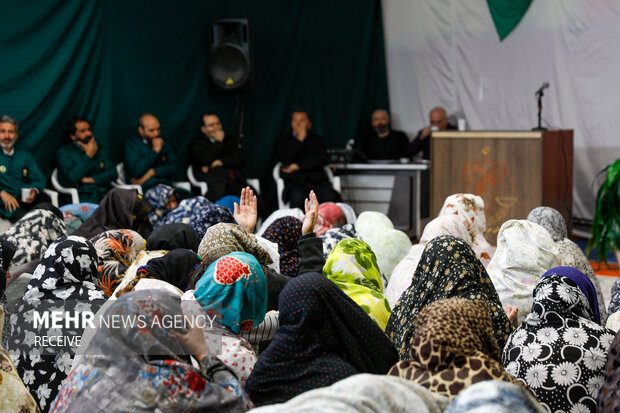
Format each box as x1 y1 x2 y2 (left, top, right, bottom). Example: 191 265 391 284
406 106 456 160
189 112 249 201
276 109 341 209
363 109 409 160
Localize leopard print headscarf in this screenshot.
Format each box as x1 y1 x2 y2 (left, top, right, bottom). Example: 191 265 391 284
389 297 525 399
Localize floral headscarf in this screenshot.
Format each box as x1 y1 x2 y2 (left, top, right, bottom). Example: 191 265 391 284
323 238 391 330
9 236 105 411
486 220 560 324
386 235 513 360
193 252 267 334
438 194 494 266
502 273 615 413
527 206 567 242
90 229 145 296
3 209 67 266
386 215 472 308
50 289 251 413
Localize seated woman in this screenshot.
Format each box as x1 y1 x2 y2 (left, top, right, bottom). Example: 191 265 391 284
386 214 472 308
323 238 392 330
89 229 146 296
389 297 526 399
160 196 234 239
487 220 560 324
528 206 608 324
0 239 39 413
2 208 66 266
244 272 399 406
386 235 513 360
355 211 411 282
438 194 495 266
182 252 267 386
598 329 620 413
314 202 347 236
146 223 200 252
50 289 251 412
261 216 303 278
503 267 614 413
9 236 106 411
72 188 153 239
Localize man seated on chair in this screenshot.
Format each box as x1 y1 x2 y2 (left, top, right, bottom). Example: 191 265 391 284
276 108 341 209
56 116 117 204
124 113 180 191
189 112 250 200
0 115 50 222
406 106 456 160
362 109 409 160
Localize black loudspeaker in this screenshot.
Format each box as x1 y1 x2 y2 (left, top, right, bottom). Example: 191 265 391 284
208 18 254 90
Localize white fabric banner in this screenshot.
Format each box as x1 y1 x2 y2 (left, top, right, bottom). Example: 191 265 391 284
382 0 620 220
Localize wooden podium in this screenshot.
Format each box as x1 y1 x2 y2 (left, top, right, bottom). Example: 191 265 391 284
430 130 573 244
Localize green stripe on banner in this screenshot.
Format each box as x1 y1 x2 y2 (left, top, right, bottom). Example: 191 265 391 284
487 0 534 41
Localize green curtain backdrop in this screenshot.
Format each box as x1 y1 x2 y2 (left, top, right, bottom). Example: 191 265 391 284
487 0 534 41
0 0 389 208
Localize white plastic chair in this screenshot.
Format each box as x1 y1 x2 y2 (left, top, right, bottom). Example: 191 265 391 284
43 188 59 207
272 163 340 209
51 168 80 204
112 163 144 194
187 165 208 196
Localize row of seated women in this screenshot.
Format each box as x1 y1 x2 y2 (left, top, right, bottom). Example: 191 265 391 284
0 188 620 412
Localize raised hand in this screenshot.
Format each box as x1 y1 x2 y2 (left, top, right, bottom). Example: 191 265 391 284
234 186 258 233
301 190 319 235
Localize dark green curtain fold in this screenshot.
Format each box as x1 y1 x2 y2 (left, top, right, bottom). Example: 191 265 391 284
487 0 534 41
0 0 389 208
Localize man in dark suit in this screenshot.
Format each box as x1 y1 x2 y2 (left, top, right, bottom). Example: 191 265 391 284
276 109 341 209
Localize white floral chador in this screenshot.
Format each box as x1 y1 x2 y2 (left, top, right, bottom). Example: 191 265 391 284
7 236 105 411
502 273 615 413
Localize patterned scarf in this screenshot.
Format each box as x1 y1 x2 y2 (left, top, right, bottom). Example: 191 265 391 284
598 329 620 413
193 252 267 334
161 196 235 239
50 289 251 413
323 238 391 330
3 209 67 266
389 298 525 399
90 229 145 296
262 216 302 278
502 274 615 413
386 235 513 360
198 223 273 267
9 236 105 411
487 220 560 324
438 194 494 266
386 215 472 309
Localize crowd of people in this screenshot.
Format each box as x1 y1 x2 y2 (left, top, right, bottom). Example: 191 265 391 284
1 110 620 413
0 181 618 412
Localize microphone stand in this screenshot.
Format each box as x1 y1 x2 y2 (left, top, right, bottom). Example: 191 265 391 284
532 89 547 131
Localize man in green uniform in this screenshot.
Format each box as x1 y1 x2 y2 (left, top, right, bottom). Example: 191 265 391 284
124 113 180 191
56 116 118 204
0 115 48 221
